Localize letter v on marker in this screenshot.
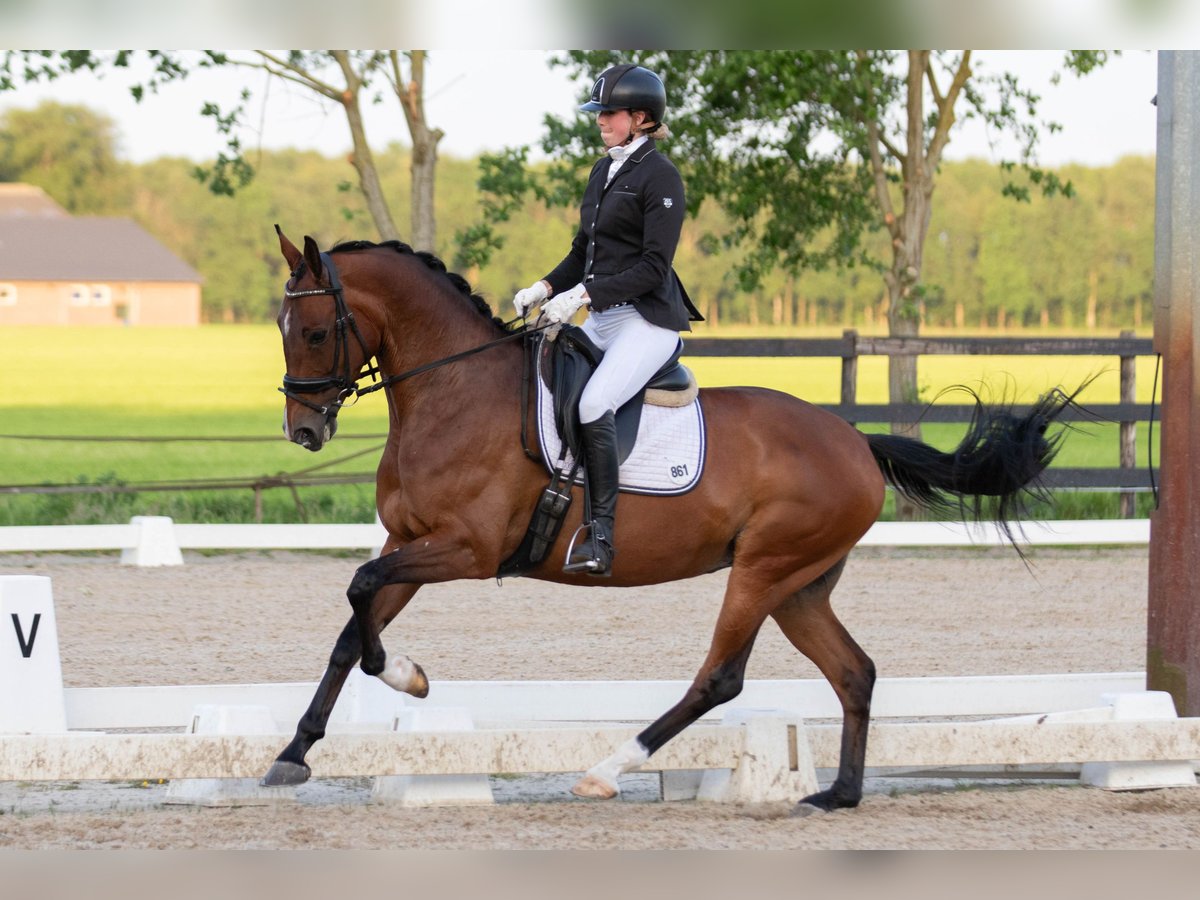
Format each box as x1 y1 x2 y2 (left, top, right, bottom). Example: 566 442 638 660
11 613 41 658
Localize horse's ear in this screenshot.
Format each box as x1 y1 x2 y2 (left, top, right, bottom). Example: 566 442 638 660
302 235 324 282
276 224 304 272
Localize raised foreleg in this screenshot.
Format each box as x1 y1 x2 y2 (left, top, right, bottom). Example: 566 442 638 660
344 525 486 682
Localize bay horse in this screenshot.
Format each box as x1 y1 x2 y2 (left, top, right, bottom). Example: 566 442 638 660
266 227 1074 812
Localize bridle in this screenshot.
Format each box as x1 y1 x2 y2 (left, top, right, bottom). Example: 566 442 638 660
280 251 384 419
280 250 547 419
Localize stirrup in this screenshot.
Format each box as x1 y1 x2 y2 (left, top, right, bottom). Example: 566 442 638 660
563 522 612 576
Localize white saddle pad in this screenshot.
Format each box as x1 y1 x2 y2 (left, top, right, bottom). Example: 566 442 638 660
535 357 706 496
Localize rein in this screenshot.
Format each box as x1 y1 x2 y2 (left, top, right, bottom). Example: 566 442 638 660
281 251 549 416
354 324 546 399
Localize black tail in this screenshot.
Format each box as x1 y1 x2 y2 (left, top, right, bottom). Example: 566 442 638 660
866 384 1088 546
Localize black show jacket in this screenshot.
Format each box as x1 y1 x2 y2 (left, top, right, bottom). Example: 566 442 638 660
543 139 703 332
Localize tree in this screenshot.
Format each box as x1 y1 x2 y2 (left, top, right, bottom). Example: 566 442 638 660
470 50 1105 515
0 50 444 249
0 100 129 213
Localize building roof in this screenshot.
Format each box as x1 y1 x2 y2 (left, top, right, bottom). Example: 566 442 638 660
0 216 202 283
0 183 69 218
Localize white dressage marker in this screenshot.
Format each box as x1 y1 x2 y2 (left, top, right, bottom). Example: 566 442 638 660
120 516 183 566
0 576 67 734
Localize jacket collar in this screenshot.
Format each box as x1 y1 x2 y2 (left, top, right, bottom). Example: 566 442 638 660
603 137 656 166
626 138 656 164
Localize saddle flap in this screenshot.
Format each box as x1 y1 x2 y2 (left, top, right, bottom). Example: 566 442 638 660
540 327 644 464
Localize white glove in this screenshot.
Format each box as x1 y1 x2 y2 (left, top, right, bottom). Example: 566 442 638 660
512 280 549 317
541 283 590 324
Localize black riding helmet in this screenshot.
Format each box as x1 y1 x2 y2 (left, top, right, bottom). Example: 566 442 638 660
580 64 667 126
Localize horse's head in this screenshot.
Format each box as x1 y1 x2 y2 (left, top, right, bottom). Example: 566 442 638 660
275 226 377 452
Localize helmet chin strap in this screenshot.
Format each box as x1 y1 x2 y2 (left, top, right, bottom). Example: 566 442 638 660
621 110 648 145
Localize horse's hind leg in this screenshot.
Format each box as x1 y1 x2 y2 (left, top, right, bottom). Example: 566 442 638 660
768 557 876 813
572 567 773 799
262 582 420 786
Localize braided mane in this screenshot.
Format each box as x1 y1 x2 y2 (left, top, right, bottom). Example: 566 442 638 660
329 239 509 330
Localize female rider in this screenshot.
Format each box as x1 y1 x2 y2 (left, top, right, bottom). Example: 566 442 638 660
513 63 703 576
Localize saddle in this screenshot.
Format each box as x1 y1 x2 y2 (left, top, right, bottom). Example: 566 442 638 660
542 325 694 464
496 325 696 579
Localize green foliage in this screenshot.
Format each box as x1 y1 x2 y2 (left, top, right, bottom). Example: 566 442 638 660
0 101 130 213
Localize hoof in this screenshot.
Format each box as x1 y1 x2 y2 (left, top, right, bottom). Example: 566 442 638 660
379 654 430 698
798 787 860 813
571 774 619 800
261 760 311 787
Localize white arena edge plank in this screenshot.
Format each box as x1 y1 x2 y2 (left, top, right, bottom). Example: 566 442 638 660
0 524 138 552
62 673 1148 730
172 523 387 550
859 519 1150 546
805 719 1200 769
0 518 1149 556
0 726 748 782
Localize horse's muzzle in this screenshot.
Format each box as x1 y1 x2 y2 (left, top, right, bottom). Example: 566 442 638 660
291 418 337 452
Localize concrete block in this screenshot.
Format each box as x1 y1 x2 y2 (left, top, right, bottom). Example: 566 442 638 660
662 769 705 801
695 708 819 804
0 576 68 734
164 704 296 806
120 516 183 567
1081 691 1198 791
371 707 494 806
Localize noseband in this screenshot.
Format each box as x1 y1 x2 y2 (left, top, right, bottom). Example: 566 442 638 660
280 252 379 418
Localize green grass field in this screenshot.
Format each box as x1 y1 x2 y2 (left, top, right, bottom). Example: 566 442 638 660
0 325 1161 525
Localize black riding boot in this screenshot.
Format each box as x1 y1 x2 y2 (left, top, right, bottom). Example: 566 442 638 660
565 410 619 577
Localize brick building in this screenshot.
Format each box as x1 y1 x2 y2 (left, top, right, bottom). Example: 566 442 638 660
0 184 202 326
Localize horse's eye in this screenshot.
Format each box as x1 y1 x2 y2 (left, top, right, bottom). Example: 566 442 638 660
307 329 328 347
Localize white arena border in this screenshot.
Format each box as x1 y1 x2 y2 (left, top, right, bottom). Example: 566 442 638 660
0 516 1151 566
2 670 1197 791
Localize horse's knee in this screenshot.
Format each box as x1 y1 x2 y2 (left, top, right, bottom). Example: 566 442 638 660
700 662 746 708
347 563 384 609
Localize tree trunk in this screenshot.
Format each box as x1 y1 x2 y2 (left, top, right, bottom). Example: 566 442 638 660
410 126 439 250
342 95 399 241
329 50 399 242
393 51 444 252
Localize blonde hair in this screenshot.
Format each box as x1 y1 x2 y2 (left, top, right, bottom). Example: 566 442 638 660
646 122 670 140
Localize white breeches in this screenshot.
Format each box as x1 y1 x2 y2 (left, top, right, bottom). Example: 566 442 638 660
579 305 680 424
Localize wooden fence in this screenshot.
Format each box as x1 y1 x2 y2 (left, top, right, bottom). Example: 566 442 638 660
684 330 1157 516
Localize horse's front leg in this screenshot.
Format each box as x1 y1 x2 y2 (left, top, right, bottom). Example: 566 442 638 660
262 581 421 786
347 528 483 686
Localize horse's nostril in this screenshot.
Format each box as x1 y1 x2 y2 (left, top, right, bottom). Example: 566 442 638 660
293 427 318 450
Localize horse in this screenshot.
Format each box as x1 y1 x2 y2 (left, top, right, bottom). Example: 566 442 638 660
265 227 1076 813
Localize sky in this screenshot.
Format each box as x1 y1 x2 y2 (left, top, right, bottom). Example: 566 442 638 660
0 50 1163 169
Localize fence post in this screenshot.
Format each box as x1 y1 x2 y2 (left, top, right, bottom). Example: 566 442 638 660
841 329 859 426
1119 330 1138 518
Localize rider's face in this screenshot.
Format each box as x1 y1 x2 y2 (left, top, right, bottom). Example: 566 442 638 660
597 109 645 148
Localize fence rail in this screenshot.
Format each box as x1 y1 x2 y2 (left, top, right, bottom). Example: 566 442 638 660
685 330 1156 512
